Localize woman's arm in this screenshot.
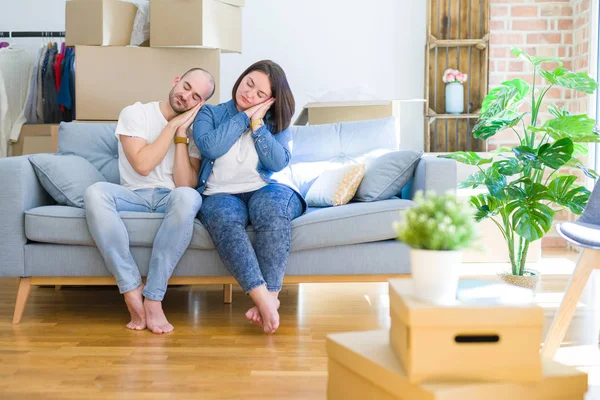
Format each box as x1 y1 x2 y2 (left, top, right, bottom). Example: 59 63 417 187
193 106 250 159
251 124 292 172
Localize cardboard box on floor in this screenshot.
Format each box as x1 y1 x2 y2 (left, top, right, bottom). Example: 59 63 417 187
10 124 59 156
150 0 242 53
389 279 543 383
293 100 412 126
327 330 587 400
65 0 144 46
75 46 220 121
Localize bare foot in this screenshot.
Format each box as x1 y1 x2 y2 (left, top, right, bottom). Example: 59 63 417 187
144 298 174 334
249 287 281 334
245 292 280 327
123 285 146 331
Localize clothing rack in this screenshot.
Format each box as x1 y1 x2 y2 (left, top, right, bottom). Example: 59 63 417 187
0 31 65 38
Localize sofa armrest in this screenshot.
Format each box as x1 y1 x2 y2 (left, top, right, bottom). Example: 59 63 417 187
0 156 53 276
407 156 457 199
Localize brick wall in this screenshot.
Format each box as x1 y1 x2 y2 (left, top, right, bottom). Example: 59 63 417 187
487 0 594 248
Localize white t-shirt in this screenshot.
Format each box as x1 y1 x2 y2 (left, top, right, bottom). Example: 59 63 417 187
203 129 267 195
115 101 200 191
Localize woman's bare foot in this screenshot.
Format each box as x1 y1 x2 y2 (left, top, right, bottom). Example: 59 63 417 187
249 287 281 334
245 292 279 326
144 298 174 334
123 285 146 331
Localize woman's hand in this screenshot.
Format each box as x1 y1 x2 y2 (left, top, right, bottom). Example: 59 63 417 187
243 98 274 120
250 98 275 122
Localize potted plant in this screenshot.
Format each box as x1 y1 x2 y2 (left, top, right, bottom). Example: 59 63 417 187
394 191 477 304
440 47 599 289
443 68 468 114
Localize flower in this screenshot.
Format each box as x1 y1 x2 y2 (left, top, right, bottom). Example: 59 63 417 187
442 68 468 84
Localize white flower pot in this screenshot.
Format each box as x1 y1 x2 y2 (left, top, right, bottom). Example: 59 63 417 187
410 248 462 304
445 82 464 114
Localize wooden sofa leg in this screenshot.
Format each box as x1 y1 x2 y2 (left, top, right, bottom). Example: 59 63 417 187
55 285 62 291
13 278 32 325
223 284 233 304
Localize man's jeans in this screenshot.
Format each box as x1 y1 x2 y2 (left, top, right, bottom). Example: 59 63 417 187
199 183 304 293
84 182 202 301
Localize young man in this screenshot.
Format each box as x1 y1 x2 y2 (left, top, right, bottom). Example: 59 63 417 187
84 68 215 334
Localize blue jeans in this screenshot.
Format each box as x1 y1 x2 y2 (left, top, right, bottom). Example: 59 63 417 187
199 184 304 293
84 182 202 301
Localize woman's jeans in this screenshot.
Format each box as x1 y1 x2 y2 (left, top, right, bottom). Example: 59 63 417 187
84 182 202 301
199 184 304 293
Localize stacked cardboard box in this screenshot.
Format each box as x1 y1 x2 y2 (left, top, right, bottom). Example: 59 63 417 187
65 0 245 121
326 279 588 399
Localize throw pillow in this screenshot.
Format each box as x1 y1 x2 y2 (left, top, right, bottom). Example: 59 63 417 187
29 154 107 208
353 150 423 202
305 164 366 207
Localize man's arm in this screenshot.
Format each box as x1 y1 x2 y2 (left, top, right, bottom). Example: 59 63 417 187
120 125 177 177
173 135 201 188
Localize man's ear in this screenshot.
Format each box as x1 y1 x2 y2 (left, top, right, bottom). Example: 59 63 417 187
172 76 181 88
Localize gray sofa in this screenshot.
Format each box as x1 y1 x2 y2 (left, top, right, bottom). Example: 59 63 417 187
1 117 456 323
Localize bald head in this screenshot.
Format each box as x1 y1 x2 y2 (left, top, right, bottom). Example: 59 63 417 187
169 68 216 113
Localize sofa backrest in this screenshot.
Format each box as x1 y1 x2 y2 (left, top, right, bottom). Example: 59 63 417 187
287 117 399 196
58 122 120 184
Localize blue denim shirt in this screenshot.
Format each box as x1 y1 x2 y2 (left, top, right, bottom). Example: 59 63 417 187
192 100 305 207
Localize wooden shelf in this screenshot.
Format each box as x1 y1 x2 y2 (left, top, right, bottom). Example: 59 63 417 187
428 35 489 50
427 113 480 122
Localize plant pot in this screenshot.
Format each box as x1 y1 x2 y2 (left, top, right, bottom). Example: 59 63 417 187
411 248 462 304
498 269 540 292
445 82 464 114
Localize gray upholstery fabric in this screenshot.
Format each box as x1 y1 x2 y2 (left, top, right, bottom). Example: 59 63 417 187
409 156 457 199
25 199 412 252
0 156 53 276
29 154 107 208
58 121 120 184
557 222 600 250
24 240 410 277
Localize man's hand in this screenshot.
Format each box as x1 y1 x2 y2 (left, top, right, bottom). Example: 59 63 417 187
171 103 202 137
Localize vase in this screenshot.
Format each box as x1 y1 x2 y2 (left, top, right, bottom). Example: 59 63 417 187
498 269 540 293
411 249 462 304
445 82 464 114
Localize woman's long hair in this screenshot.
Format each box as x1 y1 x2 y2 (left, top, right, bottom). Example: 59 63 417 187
232 60 295 134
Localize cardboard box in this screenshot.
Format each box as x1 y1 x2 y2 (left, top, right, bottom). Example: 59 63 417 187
389 279 543 383
65 0 140 46
10 124 59 156
327 330 587 400
75 46 220 121
150 0 242 53
293 100 404 126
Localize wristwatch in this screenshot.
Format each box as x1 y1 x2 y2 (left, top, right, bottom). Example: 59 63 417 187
174 136 189 145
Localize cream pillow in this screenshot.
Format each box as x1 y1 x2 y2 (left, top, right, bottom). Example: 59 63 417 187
305 164 366 207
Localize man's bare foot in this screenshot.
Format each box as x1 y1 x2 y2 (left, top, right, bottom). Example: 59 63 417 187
245 292 279 326
249 287 281 334
123 285 146 331
144 298 174 334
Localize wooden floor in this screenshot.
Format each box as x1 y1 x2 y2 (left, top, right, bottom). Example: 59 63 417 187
1 249 600 399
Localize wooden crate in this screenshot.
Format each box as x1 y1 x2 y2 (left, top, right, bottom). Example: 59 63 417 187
327 330 587 400
389 279 543 383
425 0 490 152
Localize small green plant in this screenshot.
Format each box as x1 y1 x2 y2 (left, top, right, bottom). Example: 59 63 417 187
394 191 477 251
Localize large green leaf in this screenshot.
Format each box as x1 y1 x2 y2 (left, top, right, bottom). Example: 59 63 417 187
564 186 591 215
513 145 542 169
470 194 502 222
458 170 487 189
544 115 599 142
512 202 554 241
573 143 589 157
438 152 493 166
547 175 578 202
512 47 563 67
547 104 571 118
492 158 523 176
538 67 599 94
485 168 508 200
473 79 530 140
537 137 573 169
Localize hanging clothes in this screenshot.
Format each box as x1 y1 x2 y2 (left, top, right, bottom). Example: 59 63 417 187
0 47 34 157
57 47 75 121
36 44 48 123
24 46 43 124
43 42 59 123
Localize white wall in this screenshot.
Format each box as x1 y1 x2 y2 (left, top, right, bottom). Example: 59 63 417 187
1 0 426 150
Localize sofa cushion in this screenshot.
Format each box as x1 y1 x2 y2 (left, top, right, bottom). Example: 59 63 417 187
58 121 120 184
29 154 107 208
353 150 423 202
288 117 398 196
25 199 413 252
305 164 365 207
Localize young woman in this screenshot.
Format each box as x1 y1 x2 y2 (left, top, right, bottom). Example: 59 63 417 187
192 60 305 334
